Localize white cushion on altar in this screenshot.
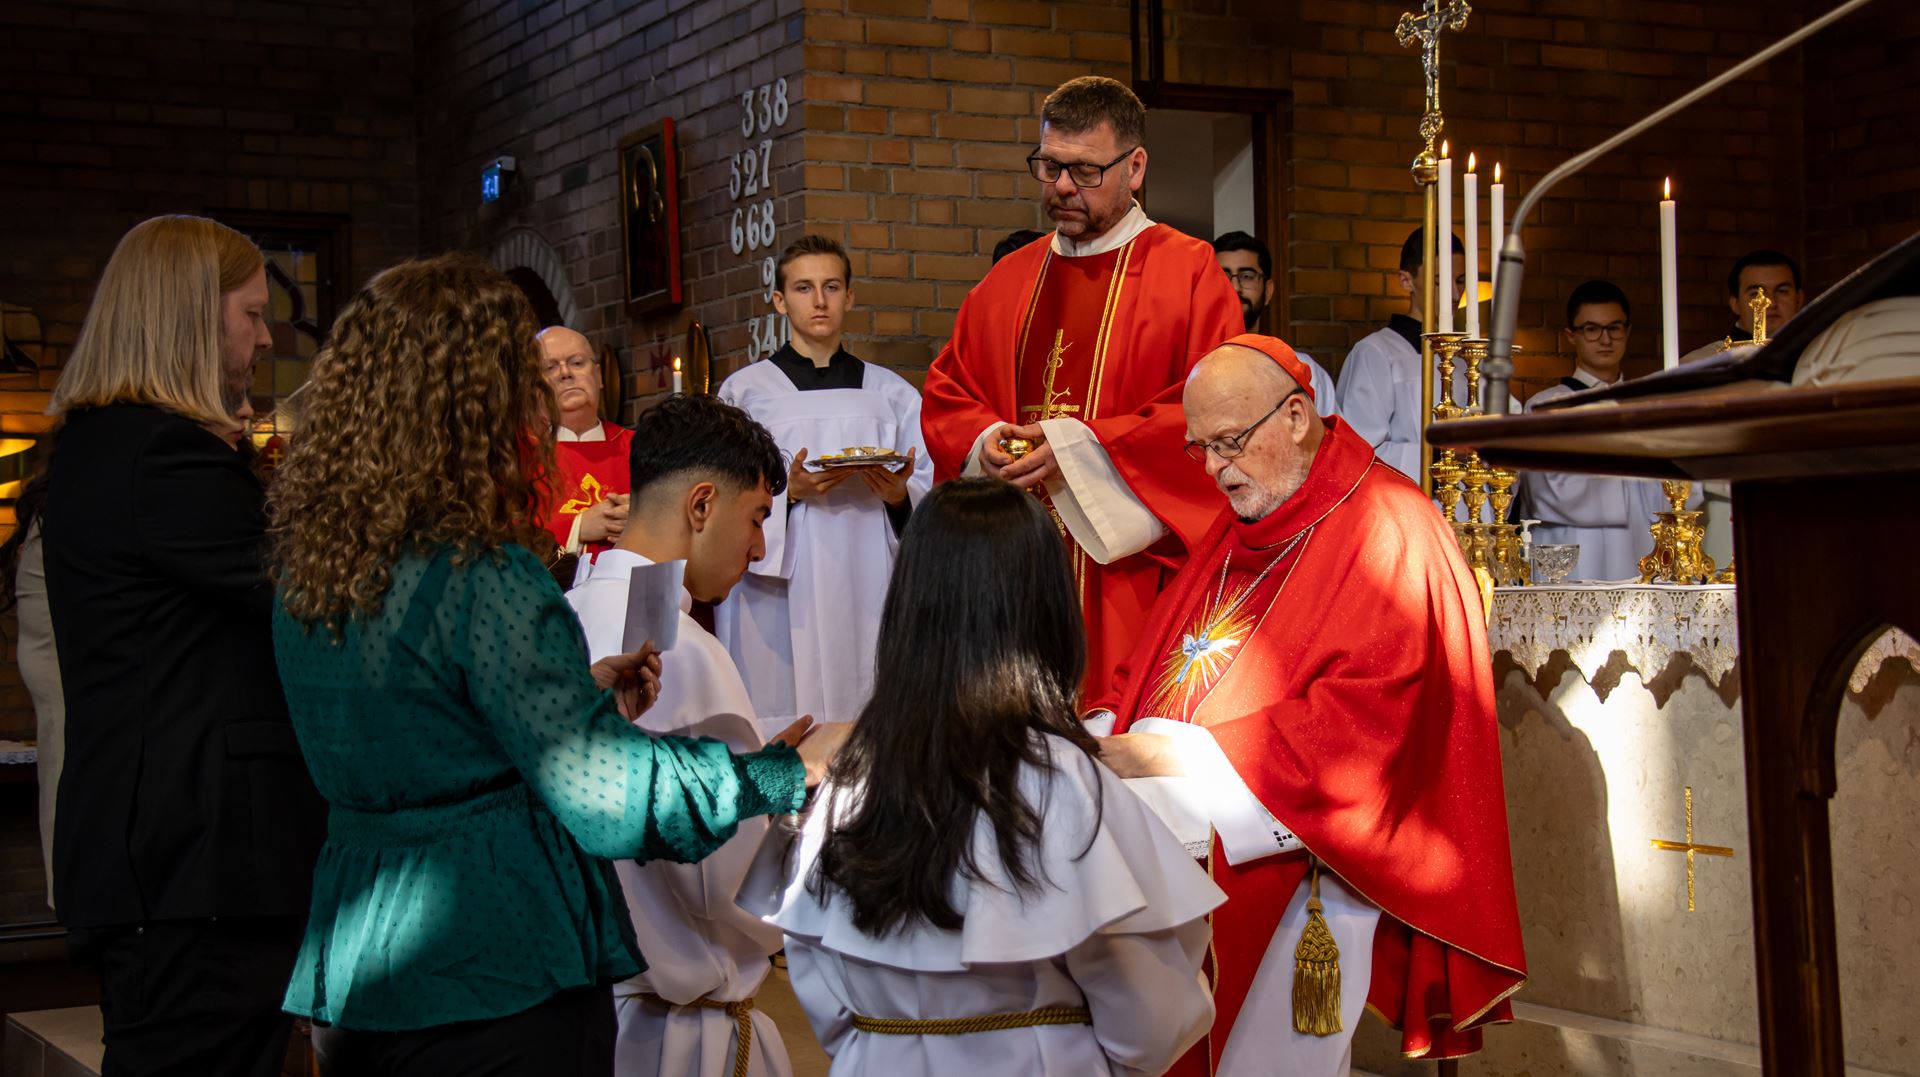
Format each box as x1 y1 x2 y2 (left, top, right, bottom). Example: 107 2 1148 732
1791 296 1920 387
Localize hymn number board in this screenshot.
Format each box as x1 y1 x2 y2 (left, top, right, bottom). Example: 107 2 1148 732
732 78 791 362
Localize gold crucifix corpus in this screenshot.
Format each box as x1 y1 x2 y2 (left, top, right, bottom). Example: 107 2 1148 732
1650 786 1736 912
1019 329 1083 421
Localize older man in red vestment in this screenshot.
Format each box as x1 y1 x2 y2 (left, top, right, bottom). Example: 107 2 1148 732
538 326 632 565
1093 335 1526 1076
921 76 1242 697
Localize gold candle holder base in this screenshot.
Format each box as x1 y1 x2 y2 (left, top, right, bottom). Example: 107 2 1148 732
1639 480 1717 584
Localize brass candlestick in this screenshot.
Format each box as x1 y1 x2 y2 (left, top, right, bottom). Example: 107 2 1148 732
1638 480 1717 583
1460 337 1487 415
1432 451 1467 524
1462 454 1493 525
1486 467 1516 522
1426 333 1468 420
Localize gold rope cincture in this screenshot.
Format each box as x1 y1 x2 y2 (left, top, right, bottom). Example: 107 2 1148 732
1292 861 1343 1037
626 990 757 1077
850 1006 1093 1036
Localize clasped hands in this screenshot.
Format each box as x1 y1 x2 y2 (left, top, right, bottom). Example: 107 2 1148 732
590 643 850 788
579 492 629 545
980 422 1061 490
787 447 916 506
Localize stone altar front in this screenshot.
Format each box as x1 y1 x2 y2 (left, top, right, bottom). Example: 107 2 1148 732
1353 584 1919 1077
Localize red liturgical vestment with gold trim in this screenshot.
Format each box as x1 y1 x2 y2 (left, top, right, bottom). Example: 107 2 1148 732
544 423 633 558
1097 418 1527 1069
923 224 1242 698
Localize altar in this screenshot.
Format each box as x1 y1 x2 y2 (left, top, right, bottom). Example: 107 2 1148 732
1353 584 1920 1076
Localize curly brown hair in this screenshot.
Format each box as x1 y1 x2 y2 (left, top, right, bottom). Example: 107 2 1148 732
269 254 557 630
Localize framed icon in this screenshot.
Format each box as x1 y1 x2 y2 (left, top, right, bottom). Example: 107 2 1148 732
618 118 683 311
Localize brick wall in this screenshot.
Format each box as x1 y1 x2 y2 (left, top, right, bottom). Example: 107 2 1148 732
795 0 1132 379
0 1 418 365
1146 0 1809 389
415 0 808 412
1803 3 1920 292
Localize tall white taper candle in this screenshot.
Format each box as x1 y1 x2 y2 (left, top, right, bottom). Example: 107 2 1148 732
1437 143 1453 334
1464 153 1480 338
1661 178 1679 370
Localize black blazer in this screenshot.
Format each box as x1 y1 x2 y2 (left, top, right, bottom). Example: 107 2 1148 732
44 404 325 927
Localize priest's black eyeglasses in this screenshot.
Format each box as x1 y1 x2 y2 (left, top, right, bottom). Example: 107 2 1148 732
1027 147 1138 188
1184 388 1306 463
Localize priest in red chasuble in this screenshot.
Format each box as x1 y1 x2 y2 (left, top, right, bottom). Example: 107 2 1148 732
537 326 631 564
1092 335 1526 1076
921 76 1242 697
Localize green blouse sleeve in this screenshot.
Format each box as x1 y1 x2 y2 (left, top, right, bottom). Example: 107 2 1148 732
454 547 806 863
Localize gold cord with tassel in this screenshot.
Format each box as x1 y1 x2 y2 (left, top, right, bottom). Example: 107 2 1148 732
1292 862 1343 1036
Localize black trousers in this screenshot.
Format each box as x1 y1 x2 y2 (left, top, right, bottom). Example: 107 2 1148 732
70 917 304 1077
311 983 615 1077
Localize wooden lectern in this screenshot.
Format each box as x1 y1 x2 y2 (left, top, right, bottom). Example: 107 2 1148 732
1430 234 1920 1076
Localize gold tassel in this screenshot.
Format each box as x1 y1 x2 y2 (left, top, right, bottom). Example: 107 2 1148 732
1292 864 1343 1036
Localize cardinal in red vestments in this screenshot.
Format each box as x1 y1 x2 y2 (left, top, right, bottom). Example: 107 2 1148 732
1091 335 1526 1076
538 327 632 563
921 76 1242 698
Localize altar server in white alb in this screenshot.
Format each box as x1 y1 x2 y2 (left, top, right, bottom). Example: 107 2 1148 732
1338 227 1466 479
715 235 932 737
1518 280 1700 581
759 478 1222 1077
568 394 823 1077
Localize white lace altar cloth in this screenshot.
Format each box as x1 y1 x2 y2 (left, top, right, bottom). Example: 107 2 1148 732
1489 583 1918 696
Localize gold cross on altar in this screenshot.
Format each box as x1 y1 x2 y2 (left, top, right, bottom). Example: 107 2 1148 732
1395 0 1471 147
1650 786 1736 912
1019 330 1082 420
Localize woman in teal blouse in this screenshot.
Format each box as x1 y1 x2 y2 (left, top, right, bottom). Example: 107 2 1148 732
266 254 841 1076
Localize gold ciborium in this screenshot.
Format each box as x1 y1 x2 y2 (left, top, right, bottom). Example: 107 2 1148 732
999 438 1033 461
1638 480 1717 584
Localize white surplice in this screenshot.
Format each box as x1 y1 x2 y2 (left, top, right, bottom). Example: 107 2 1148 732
567 549 792 1077
1296 351 1341 418
754 735 1223 1077
1338 320 1476 481
1516 370 1702 582
714 360 931 736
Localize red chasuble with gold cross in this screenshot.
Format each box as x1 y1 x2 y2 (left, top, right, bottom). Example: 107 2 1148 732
543 424 633 557
1095 418 1527 1069
923 225 1242 698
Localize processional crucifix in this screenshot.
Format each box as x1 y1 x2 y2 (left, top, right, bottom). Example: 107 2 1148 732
1394 0 1470 499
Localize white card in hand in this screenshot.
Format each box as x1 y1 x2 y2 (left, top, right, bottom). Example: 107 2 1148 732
622 560 684 654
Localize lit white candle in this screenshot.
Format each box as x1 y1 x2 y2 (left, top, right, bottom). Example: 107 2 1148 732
1437 142 1453 334
1464 153 1480 338
1660 178 1679 370
1490 162 1504 302
672 355 684 394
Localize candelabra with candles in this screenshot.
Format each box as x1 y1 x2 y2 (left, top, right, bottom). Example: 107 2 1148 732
1424 333 1531 585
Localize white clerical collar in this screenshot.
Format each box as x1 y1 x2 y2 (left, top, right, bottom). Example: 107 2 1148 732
556 421 606 443
1051 201 1153 258
1570 368 1621 390
584 548 694 613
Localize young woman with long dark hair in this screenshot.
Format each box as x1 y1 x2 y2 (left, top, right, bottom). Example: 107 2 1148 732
762 477 1222 1077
